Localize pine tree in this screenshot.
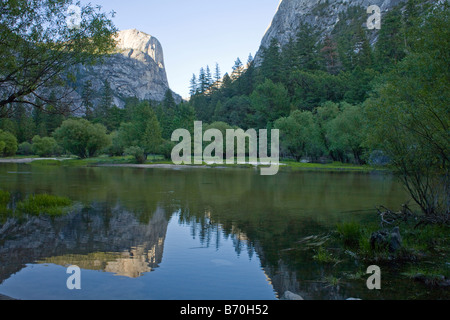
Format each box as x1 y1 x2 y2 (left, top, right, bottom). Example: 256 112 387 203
320 35 342 75
163 89 176 109
14 103 34 143
295 23 320 71
374 7 406 71
82 80 95 121
280 36 298 82
231 57 244 80
220 73 233 99
214 63 222 89
260 38 281 83
98 79 114 119
198 67 208 93
32 98 47 137
43 91 65 134
206 65 213 88
247 53 254 67
189 74 198 96
353 26 374 69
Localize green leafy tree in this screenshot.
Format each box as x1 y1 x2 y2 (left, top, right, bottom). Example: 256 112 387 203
0 0 117 115
0 129 18 157
249 79 291 129
366 2 449 216
314 101 340 160
31 135 59 157
17 141 33 156
326 104 367 164
53 119 110 158
275 110 324 161
117 102 162 163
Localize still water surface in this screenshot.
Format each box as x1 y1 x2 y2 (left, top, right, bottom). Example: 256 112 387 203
0 164 419 300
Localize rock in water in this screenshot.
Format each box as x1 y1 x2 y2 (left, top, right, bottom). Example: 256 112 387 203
370 227 403 253
389 226 403 253
370 230 389 251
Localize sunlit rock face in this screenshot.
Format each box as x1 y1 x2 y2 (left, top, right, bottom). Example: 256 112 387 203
0 204 169 282
74 29 181 109
254 0 407 65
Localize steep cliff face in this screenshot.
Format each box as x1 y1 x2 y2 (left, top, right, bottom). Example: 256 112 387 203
75 29 181 109
255 0 407 64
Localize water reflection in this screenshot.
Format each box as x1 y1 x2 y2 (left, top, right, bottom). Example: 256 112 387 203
0 164 415 300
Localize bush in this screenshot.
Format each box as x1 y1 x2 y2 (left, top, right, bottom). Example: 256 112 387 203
31 136 59 157
17 142 33 156
0 130 18 157
159 140 175 160
53 119 111 158
106 131 125 156
125 146 146 164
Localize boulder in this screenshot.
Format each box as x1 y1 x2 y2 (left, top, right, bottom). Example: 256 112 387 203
370 227 403 253
389 226 403 253
281 291 304 300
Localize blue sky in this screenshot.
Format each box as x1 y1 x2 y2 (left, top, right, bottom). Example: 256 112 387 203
79 0 280 99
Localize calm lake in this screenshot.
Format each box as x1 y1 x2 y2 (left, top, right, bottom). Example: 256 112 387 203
0 163 437 300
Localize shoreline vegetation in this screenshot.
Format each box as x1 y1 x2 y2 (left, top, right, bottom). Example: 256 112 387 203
0 156 384 173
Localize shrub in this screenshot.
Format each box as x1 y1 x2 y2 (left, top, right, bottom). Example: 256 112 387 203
313 247 338 264
17 142 33 156
31 136 59 157
0 130 18 157
125 146 146 164
159 140 175 160
105 131 124 156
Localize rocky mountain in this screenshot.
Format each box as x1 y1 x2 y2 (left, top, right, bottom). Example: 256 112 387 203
73 29 181 110
255 0 408 64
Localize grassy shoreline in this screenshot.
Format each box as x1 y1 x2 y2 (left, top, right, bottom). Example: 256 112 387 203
0 156 387 173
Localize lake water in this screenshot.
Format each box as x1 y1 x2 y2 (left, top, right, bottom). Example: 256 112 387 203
0 163 431 300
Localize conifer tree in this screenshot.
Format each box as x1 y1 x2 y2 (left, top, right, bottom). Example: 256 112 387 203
260 38 281 83
82 80 95 121
231 57 244 80
189 74 198 96
206 65 213 88
320 36 341 75
214 63 222 89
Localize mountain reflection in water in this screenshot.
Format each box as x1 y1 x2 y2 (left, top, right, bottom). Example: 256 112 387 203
0 164 413 300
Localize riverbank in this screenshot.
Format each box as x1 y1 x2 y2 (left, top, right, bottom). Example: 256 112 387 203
0 156 385 173
301 219 450 297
